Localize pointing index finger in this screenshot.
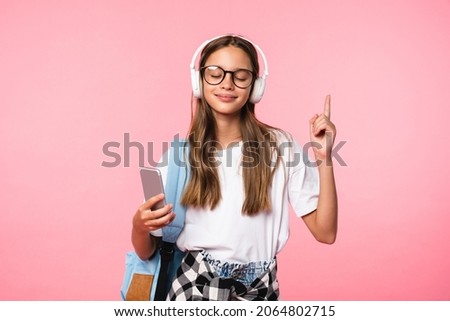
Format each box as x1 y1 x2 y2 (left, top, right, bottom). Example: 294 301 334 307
324 94 331 119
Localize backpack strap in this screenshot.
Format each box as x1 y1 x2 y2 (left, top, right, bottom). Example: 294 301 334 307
162 138 189 243
154 138 189 300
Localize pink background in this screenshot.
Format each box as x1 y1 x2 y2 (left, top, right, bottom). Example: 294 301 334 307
1 0 450 300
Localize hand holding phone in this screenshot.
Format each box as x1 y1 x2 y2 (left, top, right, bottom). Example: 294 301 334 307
133 167 175 237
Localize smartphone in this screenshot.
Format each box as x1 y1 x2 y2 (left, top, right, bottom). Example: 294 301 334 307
139 167 166 211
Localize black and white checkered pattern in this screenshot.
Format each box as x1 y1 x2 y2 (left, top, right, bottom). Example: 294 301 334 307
167 251 279 301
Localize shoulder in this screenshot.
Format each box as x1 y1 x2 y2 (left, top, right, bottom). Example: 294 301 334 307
268 128 294 144
267 129 308 167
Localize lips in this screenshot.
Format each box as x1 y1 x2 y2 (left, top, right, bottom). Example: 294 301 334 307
215 93 237 102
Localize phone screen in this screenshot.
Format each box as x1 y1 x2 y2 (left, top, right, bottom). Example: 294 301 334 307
139 167 166 210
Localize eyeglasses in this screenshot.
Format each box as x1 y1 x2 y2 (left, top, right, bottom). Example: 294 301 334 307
200 65 255 89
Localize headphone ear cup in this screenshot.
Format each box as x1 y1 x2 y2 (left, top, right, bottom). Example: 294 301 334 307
249 77 266 104
191 69 202 98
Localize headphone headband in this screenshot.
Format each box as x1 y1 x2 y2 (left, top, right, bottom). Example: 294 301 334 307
190 34 269 104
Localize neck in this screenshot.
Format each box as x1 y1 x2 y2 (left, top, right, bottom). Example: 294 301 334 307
214 114 242 148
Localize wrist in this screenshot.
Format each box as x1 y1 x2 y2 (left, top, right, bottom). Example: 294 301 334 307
132 226 150 237
315 156 333 168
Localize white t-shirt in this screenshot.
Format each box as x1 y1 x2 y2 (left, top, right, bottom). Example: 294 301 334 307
153 131 319 263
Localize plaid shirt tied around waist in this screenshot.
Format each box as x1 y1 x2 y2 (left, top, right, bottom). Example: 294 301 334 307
168 251 279 301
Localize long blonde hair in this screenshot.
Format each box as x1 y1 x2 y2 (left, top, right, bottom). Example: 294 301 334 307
181 35 281 215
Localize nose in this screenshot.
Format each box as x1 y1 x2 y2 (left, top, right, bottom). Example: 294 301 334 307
220 72 234 89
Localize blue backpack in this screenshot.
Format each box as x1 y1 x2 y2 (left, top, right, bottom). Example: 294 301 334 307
121 139 189 300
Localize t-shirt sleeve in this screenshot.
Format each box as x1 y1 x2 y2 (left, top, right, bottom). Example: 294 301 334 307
287 138 320 217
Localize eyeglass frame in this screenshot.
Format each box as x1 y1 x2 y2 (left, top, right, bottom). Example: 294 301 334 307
200 65 256 89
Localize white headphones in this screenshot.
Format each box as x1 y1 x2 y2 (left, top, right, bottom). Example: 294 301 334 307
190 34 269 104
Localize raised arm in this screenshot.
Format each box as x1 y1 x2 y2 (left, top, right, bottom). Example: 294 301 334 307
302 95 338 244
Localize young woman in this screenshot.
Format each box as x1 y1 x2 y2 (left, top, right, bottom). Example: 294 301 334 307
131 35 338 300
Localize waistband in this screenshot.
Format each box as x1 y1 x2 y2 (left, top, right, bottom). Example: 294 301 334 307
201 251 276 287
